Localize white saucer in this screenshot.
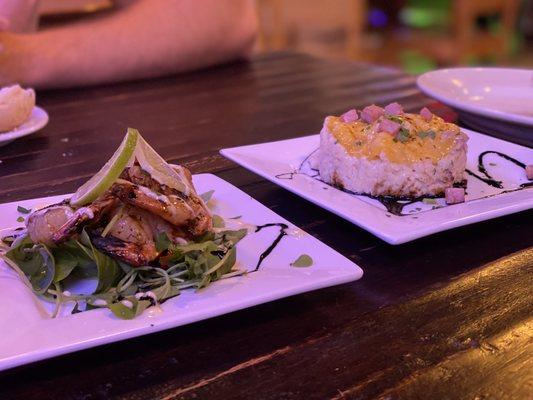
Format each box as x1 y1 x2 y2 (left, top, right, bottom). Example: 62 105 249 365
0 106 49 147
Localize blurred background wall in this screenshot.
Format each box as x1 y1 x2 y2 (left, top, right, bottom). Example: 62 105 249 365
40 0 533 73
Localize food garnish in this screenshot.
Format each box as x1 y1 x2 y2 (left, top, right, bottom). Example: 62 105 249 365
17 206 31 214
445 187 465 204
70 128 139 206
526 165 533 180
291 254 313 268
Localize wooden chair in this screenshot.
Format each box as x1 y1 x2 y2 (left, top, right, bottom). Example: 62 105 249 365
452 0 521 63
256 0 367 59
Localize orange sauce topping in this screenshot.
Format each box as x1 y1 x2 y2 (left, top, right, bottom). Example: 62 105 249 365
326 113 464 164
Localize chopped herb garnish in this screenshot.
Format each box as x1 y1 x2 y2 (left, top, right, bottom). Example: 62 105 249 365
228 215 242 220
388 116 403 124
489 162 497 166
17 206 31 214
417 130 436 139
397 128 411 143
290 254 313 268
16 216 25 223
422 198 437 205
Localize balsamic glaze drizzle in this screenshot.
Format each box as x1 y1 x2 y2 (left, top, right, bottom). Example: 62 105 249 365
465 169 502 188
276 148 532 216
466 151 528 189
252 223 288 272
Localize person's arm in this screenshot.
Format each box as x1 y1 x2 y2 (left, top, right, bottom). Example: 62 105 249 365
0 0 257 88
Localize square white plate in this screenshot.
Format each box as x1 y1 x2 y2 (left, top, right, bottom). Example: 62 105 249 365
0 174 362 371
221 128 533 244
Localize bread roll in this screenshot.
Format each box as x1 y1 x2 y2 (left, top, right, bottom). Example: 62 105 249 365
0 85 36 132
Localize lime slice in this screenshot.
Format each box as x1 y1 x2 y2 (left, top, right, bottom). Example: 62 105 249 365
135 137 191 195
70 128 139 206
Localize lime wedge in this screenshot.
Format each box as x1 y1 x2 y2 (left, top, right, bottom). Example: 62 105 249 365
135 137 191 195
70 128 139 206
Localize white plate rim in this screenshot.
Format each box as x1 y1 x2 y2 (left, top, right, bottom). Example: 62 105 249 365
417 67 533 127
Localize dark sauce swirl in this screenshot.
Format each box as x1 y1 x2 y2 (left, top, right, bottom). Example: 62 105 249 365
252 223 288 272
465 151 528 189
278 148 531 216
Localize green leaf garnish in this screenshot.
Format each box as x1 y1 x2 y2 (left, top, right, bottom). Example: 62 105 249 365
388 116 403 124
6 235 55 294
108 297 151 320
155 232 171 252
417 130 436 139
16 216 24 223
422 198 437 204
3 223 248 320
52 241 90 283
17 206 31 214
397 128 411 143
212 215 225 228
291 254 313 268
80 230 122 294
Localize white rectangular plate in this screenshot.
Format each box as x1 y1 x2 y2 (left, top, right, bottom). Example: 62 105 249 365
221 128 533 244
0 174 362 371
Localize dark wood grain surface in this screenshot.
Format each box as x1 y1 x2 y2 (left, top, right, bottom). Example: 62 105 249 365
0 52 531 400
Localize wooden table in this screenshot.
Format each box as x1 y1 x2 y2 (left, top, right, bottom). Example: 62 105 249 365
1 52 531 400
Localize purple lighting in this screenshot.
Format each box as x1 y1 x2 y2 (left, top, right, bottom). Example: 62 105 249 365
369 8 388 27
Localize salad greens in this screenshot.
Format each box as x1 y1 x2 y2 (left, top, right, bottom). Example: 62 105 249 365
1 213 248 320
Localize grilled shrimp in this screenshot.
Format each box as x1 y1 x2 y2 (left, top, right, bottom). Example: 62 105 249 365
51 195 118 244
90 206 158 266
112 166 212 237
26 202 74 246
27 163 212 266
124 164 193 192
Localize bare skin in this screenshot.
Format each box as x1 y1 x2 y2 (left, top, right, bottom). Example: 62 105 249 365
0 0 257 88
